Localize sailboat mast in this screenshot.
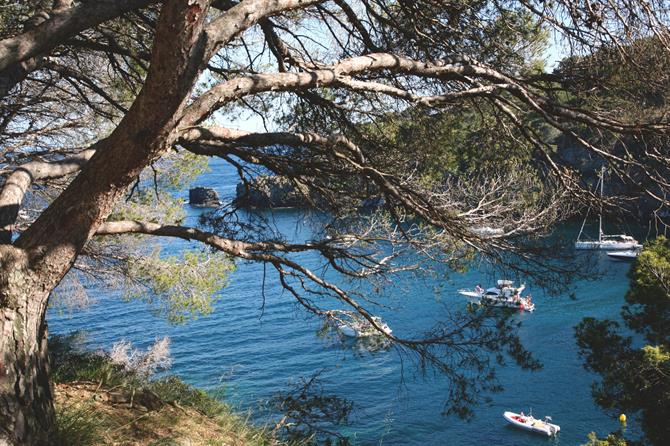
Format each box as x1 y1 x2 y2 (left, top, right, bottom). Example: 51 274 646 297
599 166 604 243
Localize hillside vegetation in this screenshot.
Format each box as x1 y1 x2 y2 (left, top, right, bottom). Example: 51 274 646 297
50 336 285 446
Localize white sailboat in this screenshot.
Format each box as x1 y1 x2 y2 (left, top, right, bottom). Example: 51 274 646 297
575 167 641 250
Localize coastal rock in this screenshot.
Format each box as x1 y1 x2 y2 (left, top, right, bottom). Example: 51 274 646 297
234 176 316 208
555 134 669 219
189 187 220 207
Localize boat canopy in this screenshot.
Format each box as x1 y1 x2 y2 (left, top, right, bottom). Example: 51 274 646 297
497 279 514 287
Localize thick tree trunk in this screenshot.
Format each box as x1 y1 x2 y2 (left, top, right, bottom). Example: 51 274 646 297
0 1 315 443
0 2 213 444
0 249 53 445
0 311 53 446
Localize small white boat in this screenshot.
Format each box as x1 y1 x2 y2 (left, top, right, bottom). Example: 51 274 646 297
459 280 534 311
607 249 640 260
470 226 504 237
338 319 392 338
330 312 392 338
503 411 560 436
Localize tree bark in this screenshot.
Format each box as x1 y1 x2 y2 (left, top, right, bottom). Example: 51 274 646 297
0 248 53 446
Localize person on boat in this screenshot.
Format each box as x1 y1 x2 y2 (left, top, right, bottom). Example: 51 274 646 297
475 284 484 294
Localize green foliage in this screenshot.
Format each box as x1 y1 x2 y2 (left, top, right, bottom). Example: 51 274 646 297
370 105 538 182
53 401 109 446
50 332 129 387
111 151 210 225
623 236 670 344
113 192 187 226
51 333 226 415
377 1 548 73
159 151 211 191
278 6 550 183
557 36 670 123
582 432 628 446
149 376 228 418
554 37 670 175
49 334 285 445
575 237 670 446
124 250 235 323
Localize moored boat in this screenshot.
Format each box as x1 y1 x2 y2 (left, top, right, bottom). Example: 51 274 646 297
327 311 392 338
459 280 534 311
575 167 641 250
503 411 560 436
575 235 641 250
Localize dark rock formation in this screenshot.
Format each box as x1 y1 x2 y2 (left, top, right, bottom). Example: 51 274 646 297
189 187 220 207
234 176 316 208
555 134 668 220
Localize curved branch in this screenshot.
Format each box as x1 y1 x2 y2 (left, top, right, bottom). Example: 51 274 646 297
0 0 157 74
203 0 325 63
180 51 667 136
96 219 400 340
0 147 97 243
179 53 483 125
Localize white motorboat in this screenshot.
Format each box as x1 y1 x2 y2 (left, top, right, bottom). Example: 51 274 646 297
329 311 392 338
470 226 504 238
459 280 535 312
503 411 560 436
607 249 640 260
575 167 641 250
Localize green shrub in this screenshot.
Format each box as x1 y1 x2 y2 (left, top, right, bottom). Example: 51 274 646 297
53 401 108 446
149 376 228 418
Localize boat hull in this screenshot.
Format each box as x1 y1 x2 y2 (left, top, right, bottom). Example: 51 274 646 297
338 324 359 337
482 299 535 312
337 323 392 338
575 241 641 250
457 290 483 298
607 250 639 260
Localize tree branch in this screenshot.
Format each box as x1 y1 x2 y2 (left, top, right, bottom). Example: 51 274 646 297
96 219 401 339
0 0 157 92
0 147 97 243
202 0 326 63
0 0 155 71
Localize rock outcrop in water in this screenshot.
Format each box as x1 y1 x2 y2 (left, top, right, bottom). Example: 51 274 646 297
189 187 220 207
234 176 318 208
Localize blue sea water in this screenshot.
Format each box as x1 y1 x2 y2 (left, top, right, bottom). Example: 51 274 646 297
48 159 637 445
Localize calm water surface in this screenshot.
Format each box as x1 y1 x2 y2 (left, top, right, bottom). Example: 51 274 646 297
49 160 634 445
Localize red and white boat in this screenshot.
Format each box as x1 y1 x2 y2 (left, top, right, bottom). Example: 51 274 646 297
458 280 535 312
503 411 560 436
